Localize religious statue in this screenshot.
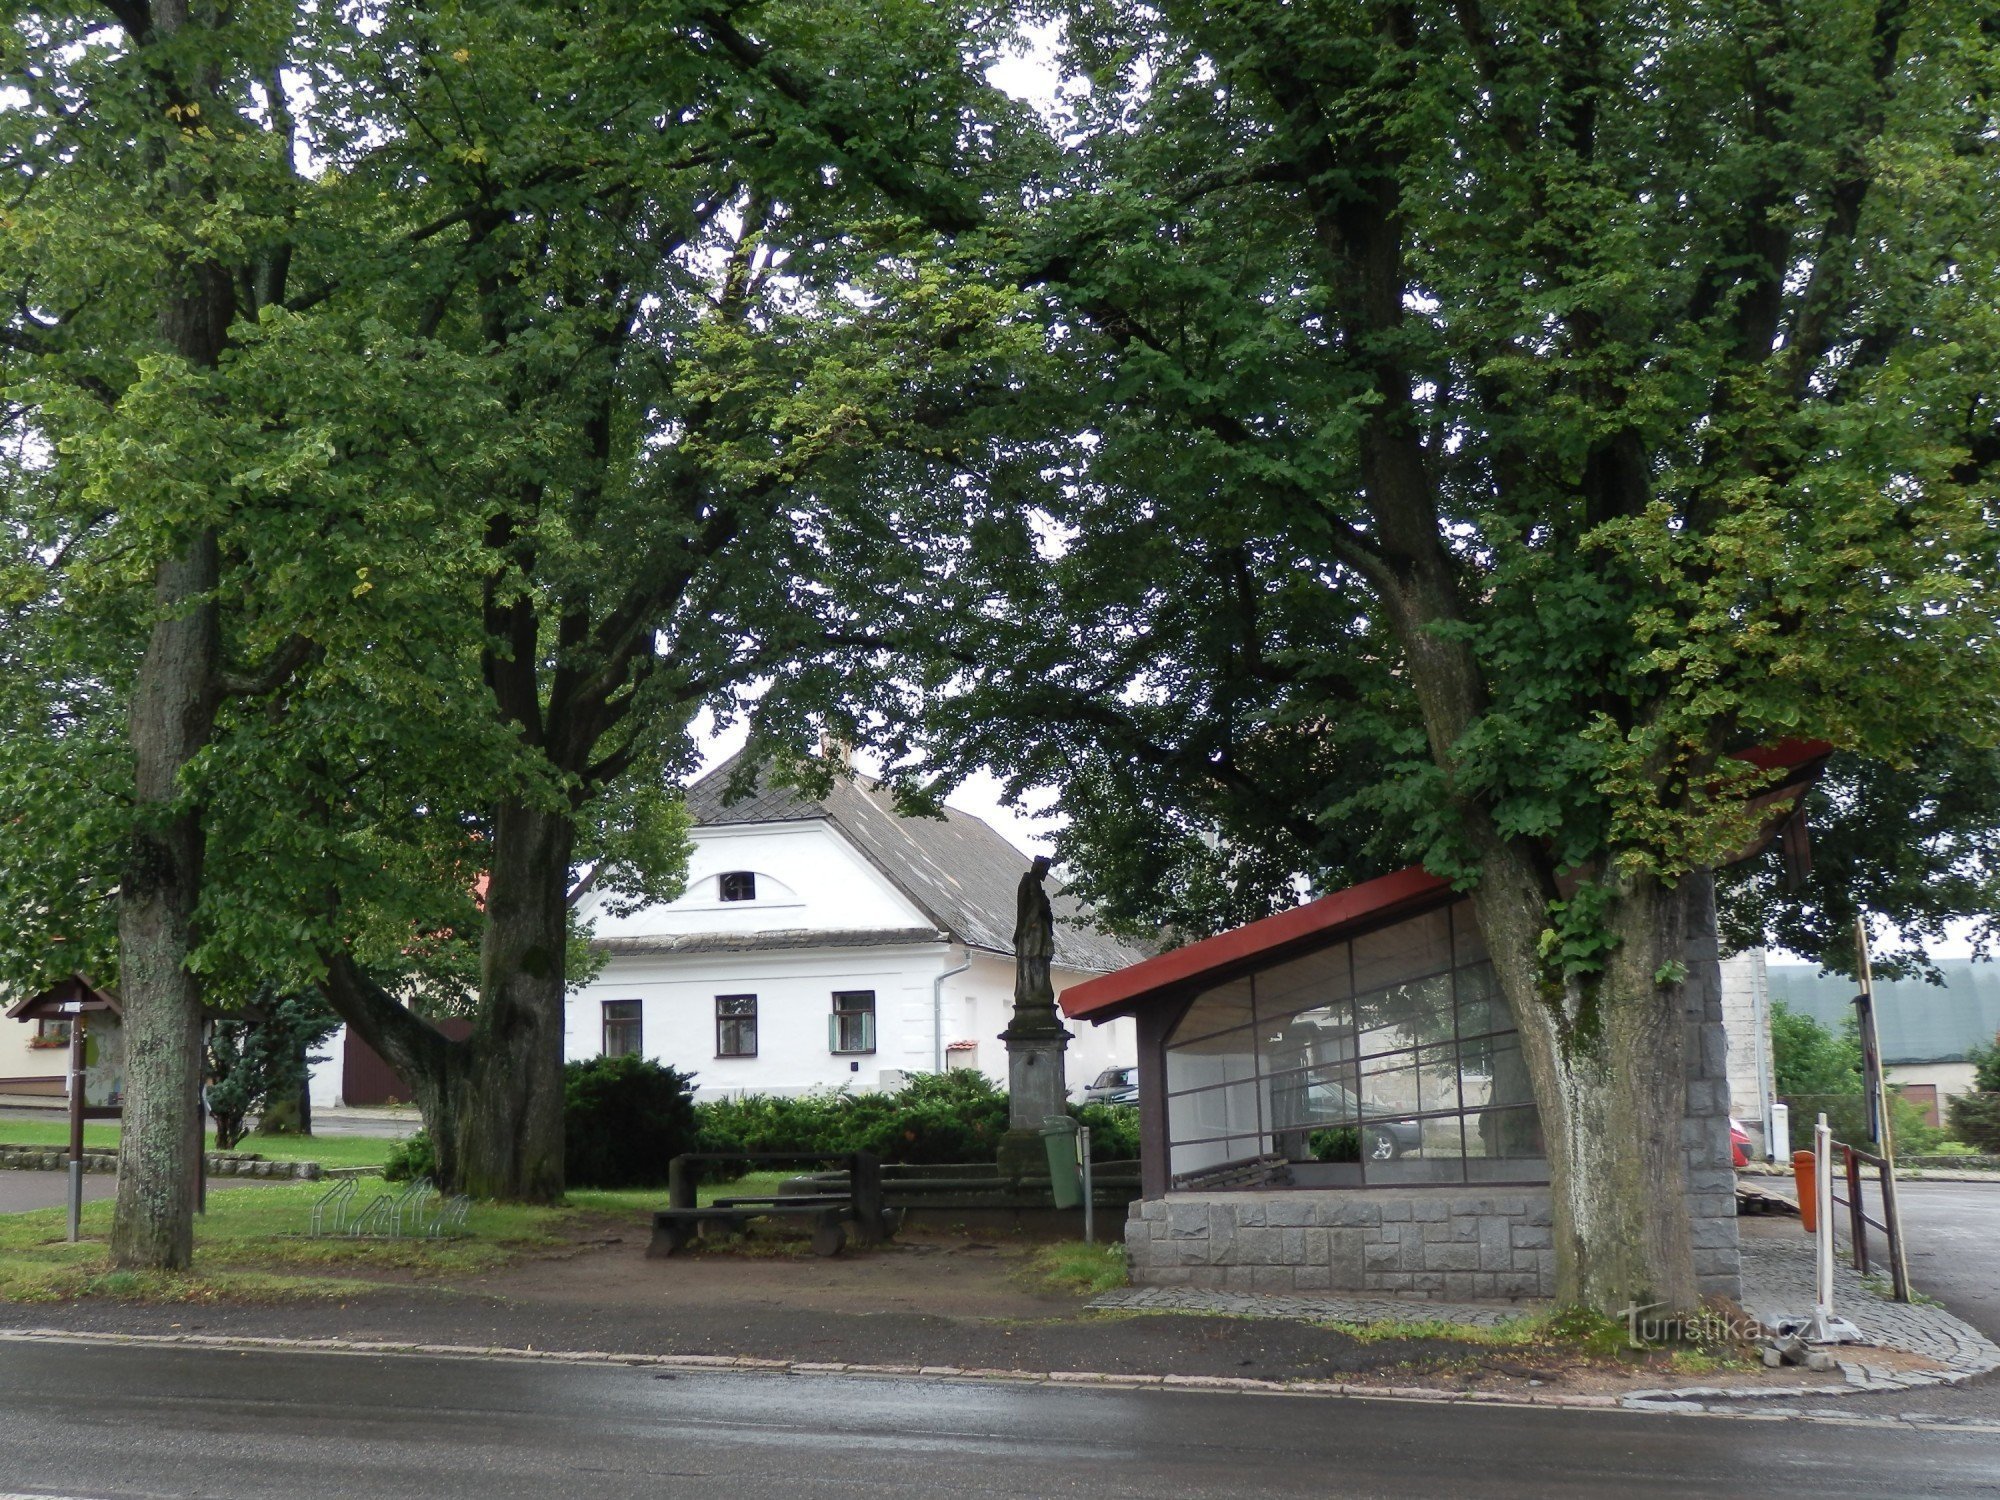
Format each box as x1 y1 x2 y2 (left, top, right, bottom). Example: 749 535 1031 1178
999 855 1070 1150
1012 854 1056 1016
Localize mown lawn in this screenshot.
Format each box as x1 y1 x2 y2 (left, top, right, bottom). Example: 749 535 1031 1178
0 1120 396 1170
0 1172 784 1304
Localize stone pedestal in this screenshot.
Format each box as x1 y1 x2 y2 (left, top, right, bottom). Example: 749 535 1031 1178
996 1029 1070 1180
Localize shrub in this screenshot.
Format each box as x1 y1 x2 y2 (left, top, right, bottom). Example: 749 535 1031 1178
1771 1001 1862 1098
1948 1092 2000 1154
564 1055 701 1188
383 1129 435 1184
1310 1126 1360 1162
689 1072 1140 1170
1072 1102 1141 1162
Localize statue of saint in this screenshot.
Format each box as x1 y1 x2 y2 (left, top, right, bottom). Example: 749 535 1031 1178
1012 855 1056 1013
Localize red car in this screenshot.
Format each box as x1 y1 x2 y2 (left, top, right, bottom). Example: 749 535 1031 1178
1730 1117 1753 1168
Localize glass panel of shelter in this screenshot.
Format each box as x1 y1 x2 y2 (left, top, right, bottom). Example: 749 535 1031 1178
1161 900 1548 1189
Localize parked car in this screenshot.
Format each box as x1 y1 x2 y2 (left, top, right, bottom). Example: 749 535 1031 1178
1278 1078 1425 1160
1730 1117 1753 1169
1081 1066 1138 1106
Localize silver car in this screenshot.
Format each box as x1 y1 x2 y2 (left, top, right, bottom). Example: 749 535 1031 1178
1081 1066 1138 1106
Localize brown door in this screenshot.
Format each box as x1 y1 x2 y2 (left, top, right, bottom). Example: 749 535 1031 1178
340 1020 474 1106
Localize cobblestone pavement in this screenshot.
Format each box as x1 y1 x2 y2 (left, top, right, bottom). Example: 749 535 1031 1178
1093 1231 2000 1414
1736 1236 2000 1393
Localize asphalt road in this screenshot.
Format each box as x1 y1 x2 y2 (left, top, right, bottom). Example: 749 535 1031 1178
1 1340 1996 1500
1886 1179 2000 1342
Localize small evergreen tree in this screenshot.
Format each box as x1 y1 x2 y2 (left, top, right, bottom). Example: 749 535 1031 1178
204 990 340 1150
1948 1040 2000 1153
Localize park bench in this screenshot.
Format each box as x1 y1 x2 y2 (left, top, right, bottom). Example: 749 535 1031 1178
646 1150 891 1258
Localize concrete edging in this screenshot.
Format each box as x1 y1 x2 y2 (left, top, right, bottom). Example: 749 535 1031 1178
1 1327 1993 1429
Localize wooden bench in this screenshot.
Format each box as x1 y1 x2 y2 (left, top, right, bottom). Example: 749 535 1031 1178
646 1151 891 1259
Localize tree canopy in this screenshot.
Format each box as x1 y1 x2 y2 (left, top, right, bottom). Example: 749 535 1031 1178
893 0 2000 1312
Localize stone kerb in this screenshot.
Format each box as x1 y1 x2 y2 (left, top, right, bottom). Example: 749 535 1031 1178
0 1144 322 1180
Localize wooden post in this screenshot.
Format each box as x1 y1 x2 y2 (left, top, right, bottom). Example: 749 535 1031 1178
668 1154 693 1211
66 1012 86 1243
1854 918 1913 1301
848 1151 884 1244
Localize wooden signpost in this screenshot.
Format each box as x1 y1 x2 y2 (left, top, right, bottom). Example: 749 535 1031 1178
5 976 123 1241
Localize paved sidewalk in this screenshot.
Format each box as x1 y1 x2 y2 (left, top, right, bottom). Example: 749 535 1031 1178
1737 1237 2000 1391
1092 1232 2000 1409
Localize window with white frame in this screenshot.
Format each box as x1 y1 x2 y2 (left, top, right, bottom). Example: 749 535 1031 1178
718 871 757 902
716 994 758 1057
829 990 876 1054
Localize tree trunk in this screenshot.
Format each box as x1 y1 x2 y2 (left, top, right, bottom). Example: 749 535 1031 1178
113 532 223 1271
452 801 574 1201
292 1031 314 1137
316 801 575 1201
108 2 240 1272
1472 860 1705 1316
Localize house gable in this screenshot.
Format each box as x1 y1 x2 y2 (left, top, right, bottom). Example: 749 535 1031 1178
579 817 939 946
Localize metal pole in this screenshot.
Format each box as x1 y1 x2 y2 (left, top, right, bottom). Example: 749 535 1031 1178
1813 1113 1836 1337
195 1022 208 1217
66 1012 86 1244
1844 1144 1868 1276
1079 1125 1093 1244
1854 918 1912 1301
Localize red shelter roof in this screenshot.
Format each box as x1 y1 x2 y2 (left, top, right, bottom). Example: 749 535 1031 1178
1059 866 1453 1024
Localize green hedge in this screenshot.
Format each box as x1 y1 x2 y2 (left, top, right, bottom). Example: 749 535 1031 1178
387 1067 1142 1190
694 1071 1139 1167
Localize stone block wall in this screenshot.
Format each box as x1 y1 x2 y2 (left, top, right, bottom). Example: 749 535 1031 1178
1683 878 1744 1301
1720 948 1773 1157
1125 1188 1556 1300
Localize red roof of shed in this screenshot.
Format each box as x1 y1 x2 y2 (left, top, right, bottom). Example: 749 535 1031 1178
1059 866 1453 1023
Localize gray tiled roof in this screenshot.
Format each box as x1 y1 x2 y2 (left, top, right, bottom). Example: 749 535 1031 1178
685 753 1149 974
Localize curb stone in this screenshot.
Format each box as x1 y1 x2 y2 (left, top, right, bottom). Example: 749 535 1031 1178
0 1145 325 1180
3 1327 1996 1432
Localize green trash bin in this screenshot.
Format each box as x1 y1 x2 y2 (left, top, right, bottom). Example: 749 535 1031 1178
1041 1115 1083 1209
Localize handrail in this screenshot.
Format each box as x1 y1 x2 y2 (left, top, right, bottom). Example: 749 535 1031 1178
1829 1139 1911 1302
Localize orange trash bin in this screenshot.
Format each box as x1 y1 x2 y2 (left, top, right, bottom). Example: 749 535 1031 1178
1792 1149 1818 1234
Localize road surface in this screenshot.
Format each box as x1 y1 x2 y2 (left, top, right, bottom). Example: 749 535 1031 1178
0 1339 1996 1500
1886 1179 2000 1342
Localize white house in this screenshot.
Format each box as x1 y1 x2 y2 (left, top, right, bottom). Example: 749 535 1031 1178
566 753 1147 1099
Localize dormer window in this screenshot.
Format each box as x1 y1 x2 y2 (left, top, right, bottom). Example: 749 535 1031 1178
718 871 757 903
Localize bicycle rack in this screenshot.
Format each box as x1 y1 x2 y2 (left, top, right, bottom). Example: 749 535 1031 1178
309 1177 358 1238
